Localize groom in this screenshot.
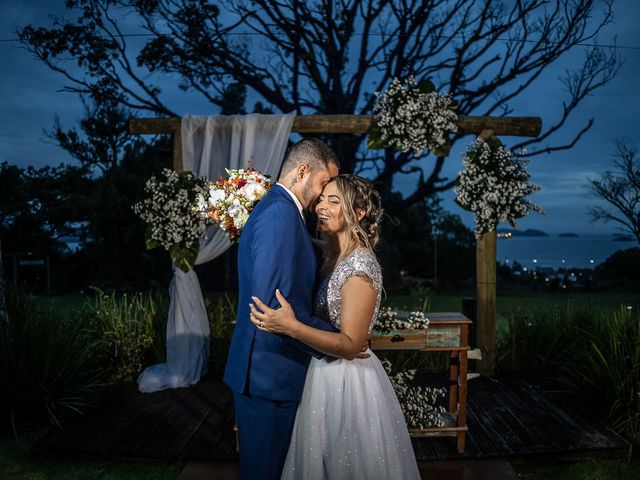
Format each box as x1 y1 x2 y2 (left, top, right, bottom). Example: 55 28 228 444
223 138 340 479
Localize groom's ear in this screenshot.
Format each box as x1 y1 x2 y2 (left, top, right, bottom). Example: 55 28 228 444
356 208 365 221
297 163 311 179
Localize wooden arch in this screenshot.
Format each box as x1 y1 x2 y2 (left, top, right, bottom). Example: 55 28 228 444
130 114 542 376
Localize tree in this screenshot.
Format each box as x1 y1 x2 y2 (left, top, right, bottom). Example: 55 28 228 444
18 0 619 213
594 247 640 291
47 98 142 173
588 139 640 246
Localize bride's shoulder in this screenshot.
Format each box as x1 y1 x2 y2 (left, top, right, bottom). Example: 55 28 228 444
341 249 381 279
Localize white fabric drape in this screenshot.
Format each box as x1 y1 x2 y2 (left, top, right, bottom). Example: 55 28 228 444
137 112 296 393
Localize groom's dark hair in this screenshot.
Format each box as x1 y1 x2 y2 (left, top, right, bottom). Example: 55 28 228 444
280 138 340 177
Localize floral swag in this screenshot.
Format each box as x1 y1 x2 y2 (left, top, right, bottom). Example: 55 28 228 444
368 76 458 157
455 137 543 238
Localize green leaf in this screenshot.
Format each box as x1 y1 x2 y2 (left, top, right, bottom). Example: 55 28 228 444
169 243 199 273
367 126 388 150
144 230 160 250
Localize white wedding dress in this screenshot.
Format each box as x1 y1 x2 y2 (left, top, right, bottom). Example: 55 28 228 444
281 249 421 480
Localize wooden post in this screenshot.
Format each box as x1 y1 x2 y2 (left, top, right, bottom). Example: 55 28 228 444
173 128 183 172
476 129 497 376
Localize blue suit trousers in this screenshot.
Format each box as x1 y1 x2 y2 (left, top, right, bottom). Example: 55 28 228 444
233 391 298 480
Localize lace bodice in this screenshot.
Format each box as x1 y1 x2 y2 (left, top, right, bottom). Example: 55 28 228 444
313 249 382 333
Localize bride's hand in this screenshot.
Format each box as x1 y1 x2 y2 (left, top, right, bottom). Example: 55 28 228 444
250 289 298 335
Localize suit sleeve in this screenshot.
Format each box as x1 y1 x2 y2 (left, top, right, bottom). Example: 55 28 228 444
248 201 335 353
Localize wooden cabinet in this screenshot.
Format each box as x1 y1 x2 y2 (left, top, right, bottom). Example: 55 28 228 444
371 312 471 453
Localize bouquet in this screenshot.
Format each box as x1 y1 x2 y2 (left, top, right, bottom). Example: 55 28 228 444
133 168 208 272
195 167 272 242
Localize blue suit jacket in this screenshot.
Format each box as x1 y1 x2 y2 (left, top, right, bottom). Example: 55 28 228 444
223 185 334 401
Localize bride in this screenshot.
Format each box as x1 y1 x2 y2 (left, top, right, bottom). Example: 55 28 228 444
250 174 421 479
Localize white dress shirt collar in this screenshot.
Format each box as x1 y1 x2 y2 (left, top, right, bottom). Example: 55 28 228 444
277 182 305 222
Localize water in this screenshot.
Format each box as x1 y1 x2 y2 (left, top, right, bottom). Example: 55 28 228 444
497 235 636 270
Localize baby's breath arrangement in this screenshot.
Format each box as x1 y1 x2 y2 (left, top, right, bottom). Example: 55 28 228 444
375 307 430 332
133 168 208 272
369 76 458 157
455 136 543 238
382 359 447 429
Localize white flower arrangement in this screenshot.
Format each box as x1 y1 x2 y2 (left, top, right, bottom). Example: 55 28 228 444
369 76 458 156
195 167 271 242
455 136 543 238
375 306 430 332
382 359 447 429
133 168 208 272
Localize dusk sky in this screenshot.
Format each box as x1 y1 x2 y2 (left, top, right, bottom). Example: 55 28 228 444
1 0 639 236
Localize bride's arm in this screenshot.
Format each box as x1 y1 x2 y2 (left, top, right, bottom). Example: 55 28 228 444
250 276 376 360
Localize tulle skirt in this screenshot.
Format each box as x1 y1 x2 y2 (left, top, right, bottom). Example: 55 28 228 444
281 350 421 479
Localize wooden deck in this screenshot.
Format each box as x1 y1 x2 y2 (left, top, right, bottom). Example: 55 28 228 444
34 373 632 464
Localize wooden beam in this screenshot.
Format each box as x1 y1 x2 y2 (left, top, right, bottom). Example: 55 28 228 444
130 115 541 137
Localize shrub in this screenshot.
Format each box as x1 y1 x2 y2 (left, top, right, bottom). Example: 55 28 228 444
0 295 106 433
92 289 167 382
497 303 640 442
560 306 640 442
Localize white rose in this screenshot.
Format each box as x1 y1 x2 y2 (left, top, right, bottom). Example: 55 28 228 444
208 187 226 206
241 181 266 202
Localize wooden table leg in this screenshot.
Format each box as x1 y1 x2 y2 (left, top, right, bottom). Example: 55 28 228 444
457 349 468 453
448 350 459 413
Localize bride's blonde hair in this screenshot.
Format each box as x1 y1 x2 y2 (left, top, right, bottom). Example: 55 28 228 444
329 175 384 254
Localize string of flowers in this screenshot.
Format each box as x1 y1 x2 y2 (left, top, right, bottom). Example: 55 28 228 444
368 76 458 157
382 359 447 429
195 167 271 242
375 306 430 332
455 136 543 238
133 168 208 272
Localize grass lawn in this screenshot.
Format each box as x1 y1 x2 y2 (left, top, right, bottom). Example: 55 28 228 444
385 289 640 330
0 434 183 480
513 459 640 480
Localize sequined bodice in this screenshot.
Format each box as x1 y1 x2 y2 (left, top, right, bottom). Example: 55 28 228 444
313 249 382 333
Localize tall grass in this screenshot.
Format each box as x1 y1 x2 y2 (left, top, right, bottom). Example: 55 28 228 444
0 295 106 433
561 307 640 442
92 289 168 382
497 303 640 442
206 294 236 377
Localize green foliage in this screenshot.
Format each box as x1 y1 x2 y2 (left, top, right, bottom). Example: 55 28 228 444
497 304 640 442
92 289 167 382
0 295 106 433
205 294 236 377
496 306 575 374
561 307 640 442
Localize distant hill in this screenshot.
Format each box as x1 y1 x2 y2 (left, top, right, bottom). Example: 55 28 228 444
497 228 549 237
613 233 635 242
558 233 579 238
